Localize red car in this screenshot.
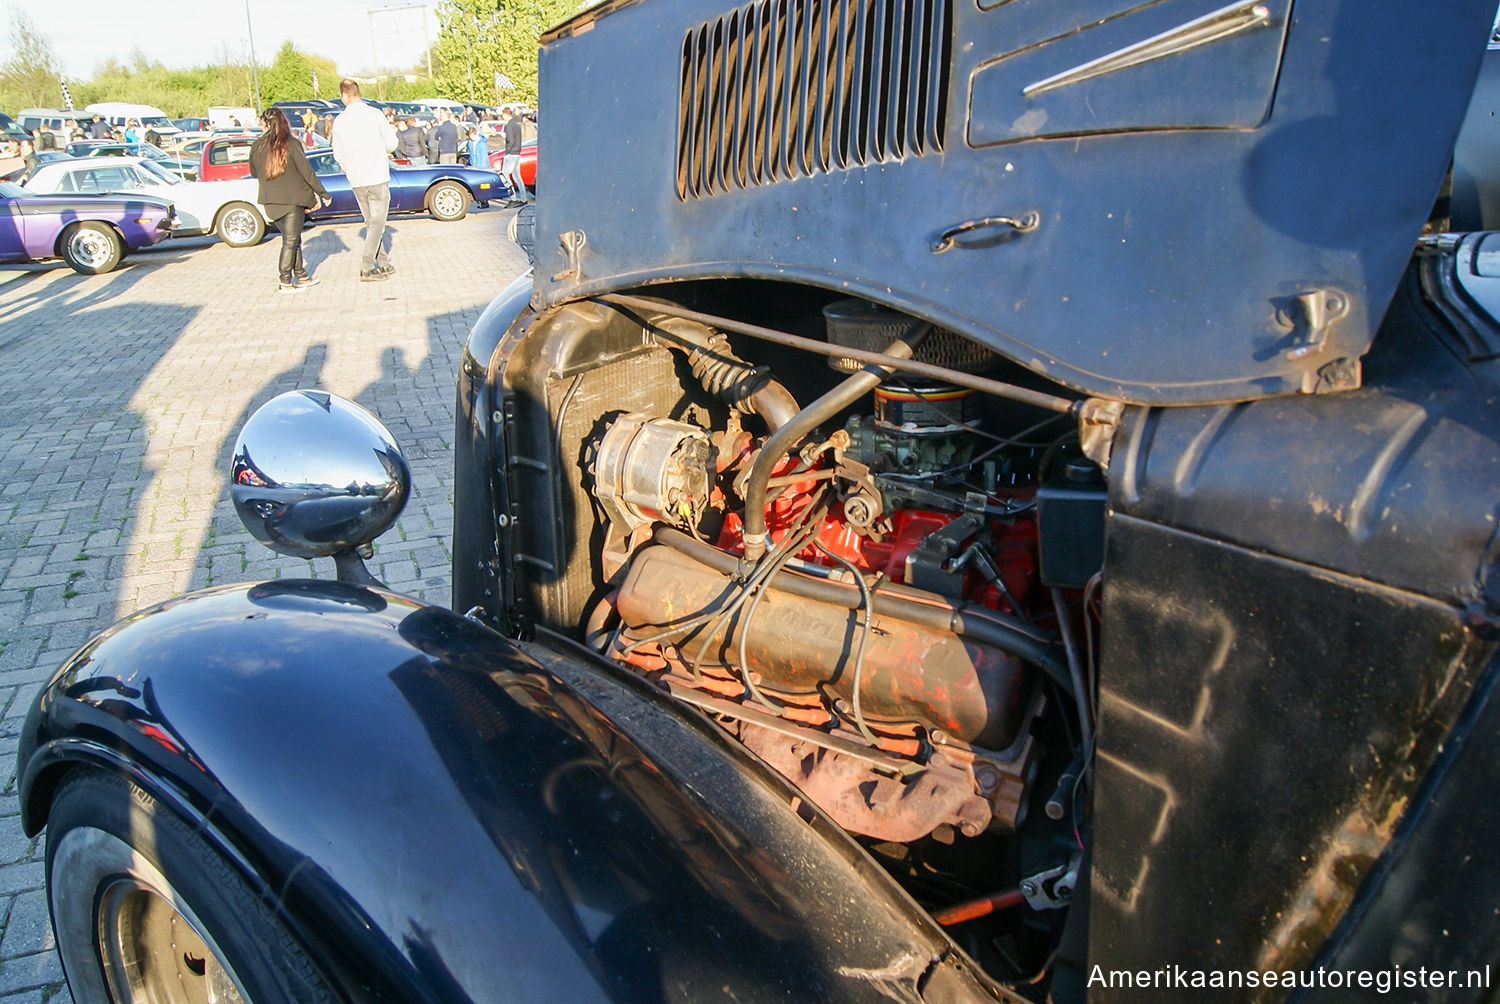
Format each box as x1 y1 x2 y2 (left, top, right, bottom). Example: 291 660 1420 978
202 133 408 182
198 135 257 182
487 139 537 189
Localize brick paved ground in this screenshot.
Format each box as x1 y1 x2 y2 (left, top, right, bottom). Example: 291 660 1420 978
0 204 530 999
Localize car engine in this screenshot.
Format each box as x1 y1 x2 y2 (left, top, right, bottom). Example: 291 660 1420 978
500 290 1100 982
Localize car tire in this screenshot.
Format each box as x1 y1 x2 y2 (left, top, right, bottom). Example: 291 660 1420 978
427 180 470 222
216 202 267 247
46 768 333 1003
60 222 123 275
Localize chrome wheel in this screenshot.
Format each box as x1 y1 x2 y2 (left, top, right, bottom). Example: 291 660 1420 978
216 205 265 248
428 181 469 221
62 223 122 274
98 877 249 1003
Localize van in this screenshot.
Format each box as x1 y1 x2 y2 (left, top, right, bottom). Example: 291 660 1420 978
15 108 87 147
207 106 256 131
83 103 179 139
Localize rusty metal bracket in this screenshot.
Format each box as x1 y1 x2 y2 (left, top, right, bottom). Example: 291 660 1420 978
1076 398 1125 471
1280 288 1349 363
551 229 587 281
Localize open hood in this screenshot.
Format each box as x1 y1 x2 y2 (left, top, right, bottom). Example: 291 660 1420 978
535 0 1494 405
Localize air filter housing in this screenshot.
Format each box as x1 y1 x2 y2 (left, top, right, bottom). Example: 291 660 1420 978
821 299 997 374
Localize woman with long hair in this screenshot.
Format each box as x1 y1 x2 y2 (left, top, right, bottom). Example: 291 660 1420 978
249 108 330 292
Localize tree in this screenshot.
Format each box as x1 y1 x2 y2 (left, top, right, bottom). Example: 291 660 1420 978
431 0 577 106
0 8 66 112
259 42 339 106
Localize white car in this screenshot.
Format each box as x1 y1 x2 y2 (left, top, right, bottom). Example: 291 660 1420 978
22 156 272 248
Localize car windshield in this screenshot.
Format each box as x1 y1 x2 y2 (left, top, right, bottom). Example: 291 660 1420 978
135 160 182 185
306 151 343 176
136 143 172 161
0 182 27 198
140 116 172 128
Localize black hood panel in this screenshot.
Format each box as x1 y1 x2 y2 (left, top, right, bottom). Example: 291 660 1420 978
536 0 1494 404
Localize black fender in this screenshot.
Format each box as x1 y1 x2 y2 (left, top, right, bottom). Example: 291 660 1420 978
19 580 1000 1004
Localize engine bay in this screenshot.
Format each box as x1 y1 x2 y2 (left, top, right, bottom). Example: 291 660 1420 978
498 286 1104 995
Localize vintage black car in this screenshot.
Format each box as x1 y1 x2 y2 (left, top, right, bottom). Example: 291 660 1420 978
16 2 1500 1002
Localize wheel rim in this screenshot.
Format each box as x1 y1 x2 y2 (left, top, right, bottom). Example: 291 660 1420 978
220 208 258 245
98 877 250 1003
68 228 114 268
432 186 463 218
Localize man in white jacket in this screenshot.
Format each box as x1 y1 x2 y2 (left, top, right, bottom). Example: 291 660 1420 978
331 78 400 281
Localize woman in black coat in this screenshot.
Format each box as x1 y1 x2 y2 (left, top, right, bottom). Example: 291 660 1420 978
249 108 330 292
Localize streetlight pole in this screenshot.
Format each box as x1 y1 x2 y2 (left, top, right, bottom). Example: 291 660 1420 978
464 21 475 103
244 0 262 111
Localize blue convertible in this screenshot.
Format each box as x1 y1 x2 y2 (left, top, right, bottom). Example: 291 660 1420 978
304 150 506 222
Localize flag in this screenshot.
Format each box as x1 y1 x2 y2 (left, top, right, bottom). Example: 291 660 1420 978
312 70 319 95
494 71 514 90
60 81 74 110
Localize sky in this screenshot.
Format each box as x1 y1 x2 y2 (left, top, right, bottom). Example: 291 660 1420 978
20 1 443 82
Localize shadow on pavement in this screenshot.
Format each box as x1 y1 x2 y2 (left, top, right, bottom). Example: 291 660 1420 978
301 229 351 275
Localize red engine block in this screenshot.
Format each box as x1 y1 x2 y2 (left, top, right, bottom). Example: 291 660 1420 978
716 478 1037 617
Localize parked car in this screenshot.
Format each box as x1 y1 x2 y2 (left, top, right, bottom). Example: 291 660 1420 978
198 134 256 182
304 148 505 220
0 112 27 141
163 132 213 161
17 3 1500 1003
486 137 537 189
84 102 180 140
270 100 337 127
22 156 270 247
0 180 172 273
172 116 209 133
65 141 198 180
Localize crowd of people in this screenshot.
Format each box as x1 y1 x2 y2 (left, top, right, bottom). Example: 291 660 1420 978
4 84 535 292
247 78 532 291
385 104 532 203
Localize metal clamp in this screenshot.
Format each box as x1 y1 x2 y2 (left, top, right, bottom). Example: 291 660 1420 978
1019 850 1083 910
931 213 1039 254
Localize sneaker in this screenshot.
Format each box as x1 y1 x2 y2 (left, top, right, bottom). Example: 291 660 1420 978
294 274 320 288
359 268 391 282
278 281 301 293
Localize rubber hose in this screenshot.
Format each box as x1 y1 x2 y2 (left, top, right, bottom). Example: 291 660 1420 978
740 336 917 560
650 315 801 432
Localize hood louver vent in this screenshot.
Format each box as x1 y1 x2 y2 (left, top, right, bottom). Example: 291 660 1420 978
677 0 950 200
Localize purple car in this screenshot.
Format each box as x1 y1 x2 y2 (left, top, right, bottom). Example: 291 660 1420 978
0 181 174 274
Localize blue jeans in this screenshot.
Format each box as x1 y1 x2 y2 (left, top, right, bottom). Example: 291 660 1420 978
501 154 526 200
351 183 391 271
